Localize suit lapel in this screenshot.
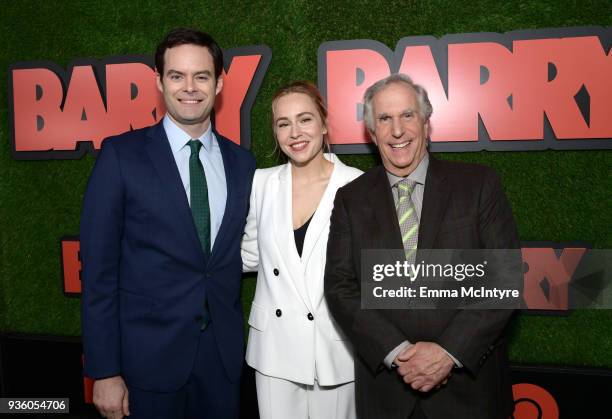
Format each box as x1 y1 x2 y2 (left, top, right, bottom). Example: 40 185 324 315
274 163 313 311
207 133 235 267
367 166 404 250
145 122 204 260
301 155 343 307
418 156 450 250
301 155 341 267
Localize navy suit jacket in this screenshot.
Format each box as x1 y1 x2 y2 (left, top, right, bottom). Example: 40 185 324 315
81 120 256 392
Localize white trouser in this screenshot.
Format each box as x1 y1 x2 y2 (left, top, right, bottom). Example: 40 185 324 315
255 371 356 419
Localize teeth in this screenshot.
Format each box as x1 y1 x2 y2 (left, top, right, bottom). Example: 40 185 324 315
180 100 201 104
391 141 412 149
290 141 308 150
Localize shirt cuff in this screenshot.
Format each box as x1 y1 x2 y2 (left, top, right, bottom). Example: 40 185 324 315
384 340 412 369
442 348 463 368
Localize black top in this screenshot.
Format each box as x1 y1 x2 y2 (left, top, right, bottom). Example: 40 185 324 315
293 214 314 257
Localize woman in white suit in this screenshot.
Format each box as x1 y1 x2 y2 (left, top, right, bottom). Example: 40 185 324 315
241 81 362 419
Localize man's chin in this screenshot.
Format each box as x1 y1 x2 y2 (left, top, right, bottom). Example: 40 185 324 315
174 115 209 126
386 158 414 169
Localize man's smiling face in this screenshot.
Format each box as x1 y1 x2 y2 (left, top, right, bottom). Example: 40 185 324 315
370 82 429 177
156 43 222 133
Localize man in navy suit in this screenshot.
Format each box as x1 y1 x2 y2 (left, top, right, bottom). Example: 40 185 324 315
81 28 256 419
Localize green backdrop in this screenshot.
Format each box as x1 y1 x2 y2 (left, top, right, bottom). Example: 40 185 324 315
1 0 610 368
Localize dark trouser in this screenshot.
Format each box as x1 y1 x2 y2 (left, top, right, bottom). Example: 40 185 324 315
127 323 240 419
409 402 427 419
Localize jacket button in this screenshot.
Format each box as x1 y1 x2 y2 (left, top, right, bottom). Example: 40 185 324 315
307 313 314 321
276 309 282 317
195 315 203 322
273 268 279 276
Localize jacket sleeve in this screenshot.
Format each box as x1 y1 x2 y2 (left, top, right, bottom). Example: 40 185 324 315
80 139 124 379
241 171 259 273
437 168 520 375
324 188 407 373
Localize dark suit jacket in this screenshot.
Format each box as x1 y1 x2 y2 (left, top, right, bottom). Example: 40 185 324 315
80 121 255 392
324 157 519 419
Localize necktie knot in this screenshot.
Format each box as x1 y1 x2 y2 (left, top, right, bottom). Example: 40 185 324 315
396 178 417 198
188 139 203 156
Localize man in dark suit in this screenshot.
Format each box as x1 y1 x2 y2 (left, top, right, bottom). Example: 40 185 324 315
324 74 519 419
81 28 255 419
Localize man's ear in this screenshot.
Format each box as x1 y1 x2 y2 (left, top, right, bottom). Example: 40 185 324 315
370 131 378 145
215 76 224 95
156 71 163 93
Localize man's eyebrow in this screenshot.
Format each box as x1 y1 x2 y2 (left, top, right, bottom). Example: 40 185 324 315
376 108 417 118
166 69 214 76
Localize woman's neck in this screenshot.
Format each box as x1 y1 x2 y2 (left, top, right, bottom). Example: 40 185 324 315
291 152 333 183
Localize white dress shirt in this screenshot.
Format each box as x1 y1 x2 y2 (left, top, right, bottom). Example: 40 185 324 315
163 115 227 247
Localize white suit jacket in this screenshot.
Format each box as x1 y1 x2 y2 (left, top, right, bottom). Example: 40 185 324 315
241 154 362 385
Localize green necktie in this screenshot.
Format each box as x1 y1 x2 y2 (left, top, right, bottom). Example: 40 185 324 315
395 178 419 263
188 140 211 255
188 139 211 330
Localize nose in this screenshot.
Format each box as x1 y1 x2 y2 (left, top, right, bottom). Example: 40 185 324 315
290 123 301 139
184 77 195 93
391 117 404 139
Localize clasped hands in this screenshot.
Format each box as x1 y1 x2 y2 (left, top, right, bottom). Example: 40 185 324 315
394 341 454 393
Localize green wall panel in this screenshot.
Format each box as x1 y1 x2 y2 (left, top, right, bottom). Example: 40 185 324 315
1 0 610 368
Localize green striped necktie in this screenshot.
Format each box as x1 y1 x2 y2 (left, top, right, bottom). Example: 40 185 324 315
395 178 419 263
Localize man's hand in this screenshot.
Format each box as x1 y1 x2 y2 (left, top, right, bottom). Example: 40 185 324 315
93 376 130 418
395 342 454 392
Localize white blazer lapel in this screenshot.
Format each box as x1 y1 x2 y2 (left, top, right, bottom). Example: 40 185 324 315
301 154 342 267
301 154 349 307
273 163 313 311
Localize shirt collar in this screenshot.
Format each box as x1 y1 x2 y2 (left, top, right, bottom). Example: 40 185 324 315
386 152 429 187
163 115 214 154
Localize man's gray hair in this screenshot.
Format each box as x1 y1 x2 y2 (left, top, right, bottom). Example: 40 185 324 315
363 73 433 133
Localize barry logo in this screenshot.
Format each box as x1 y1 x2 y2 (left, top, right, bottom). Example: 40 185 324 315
8 46 271 159
318 26 611 153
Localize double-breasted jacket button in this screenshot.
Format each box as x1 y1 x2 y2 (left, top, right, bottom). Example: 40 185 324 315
273 268 279 276
195 315 203 322
307 313 314 321
276 309 282 317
